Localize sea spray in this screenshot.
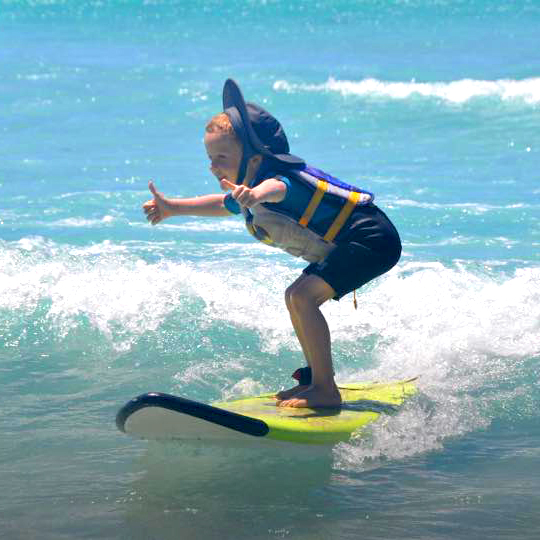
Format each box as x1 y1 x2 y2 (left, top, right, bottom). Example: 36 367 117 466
332 263 540 470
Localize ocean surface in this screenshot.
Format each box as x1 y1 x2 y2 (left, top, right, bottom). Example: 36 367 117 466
1 1 539 538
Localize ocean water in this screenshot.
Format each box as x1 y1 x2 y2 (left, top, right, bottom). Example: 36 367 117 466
1 0 539 538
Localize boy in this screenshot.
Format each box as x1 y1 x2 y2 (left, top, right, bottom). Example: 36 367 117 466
143 79 401 408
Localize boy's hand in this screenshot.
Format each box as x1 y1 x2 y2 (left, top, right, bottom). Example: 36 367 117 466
220 179 260 209
143 181 174 225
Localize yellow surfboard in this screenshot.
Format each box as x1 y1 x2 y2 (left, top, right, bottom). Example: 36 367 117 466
117 378 417 445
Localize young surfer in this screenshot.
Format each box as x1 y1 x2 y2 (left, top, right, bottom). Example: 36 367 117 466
143 79 401 408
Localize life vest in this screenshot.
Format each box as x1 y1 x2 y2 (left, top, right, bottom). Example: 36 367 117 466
243 165 374 263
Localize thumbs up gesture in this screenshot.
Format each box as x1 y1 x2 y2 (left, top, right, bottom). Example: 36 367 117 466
143 181 174 225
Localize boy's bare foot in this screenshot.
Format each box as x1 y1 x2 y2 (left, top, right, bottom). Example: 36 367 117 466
276 384 342 408
274 385 308 401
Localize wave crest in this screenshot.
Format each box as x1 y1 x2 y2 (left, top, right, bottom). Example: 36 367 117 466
273 76 540 104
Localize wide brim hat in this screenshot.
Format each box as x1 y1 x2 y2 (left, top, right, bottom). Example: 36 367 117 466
222 79 305 168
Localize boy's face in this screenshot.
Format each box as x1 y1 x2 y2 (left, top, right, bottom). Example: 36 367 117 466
204 131 243 185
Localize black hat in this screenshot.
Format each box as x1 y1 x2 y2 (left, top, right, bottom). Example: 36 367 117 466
222 79 305 171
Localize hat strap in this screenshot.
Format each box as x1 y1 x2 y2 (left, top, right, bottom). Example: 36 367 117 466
236 145 257 186
224 105 257 185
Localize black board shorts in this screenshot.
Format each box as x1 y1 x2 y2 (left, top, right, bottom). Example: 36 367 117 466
303 204 402 300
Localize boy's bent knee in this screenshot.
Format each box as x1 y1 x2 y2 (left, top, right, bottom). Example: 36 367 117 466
285 283 313 314
285 274 335 313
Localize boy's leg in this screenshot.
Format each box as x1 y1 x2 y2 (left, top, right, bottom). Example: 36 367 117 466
277 273 341 408
274 291 311 399
275 276 320 400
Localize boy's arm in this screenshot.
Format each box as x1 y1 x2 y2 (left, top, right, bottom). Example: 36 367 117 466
143 181 230 225
220 178 287 208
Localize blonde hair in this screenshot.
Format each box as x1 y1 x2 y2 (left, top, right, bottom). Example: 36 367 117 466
205 113 237 137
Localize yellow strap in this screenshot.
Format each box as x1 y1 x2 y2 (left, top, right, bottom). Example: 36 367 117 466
244 216 274 245
299 180 328 227
323 191 361 243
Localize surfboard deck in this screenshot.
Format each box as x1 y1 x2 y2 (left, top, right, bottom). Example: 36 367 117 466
116 378 417 445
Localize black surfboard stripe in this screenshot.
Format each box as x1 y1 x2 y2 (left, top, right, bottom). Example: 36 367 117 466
116 392 270 438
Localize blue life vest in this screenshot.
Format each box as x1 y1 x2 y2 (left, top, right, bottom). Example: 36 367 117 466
241 165 374 261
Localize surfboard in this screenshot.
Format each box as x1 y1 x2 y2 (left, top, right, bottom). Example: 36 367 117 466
116 378 417 445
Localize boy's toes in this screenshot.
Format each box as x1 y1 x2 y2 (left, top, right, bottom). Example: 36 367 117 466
274 385 307 401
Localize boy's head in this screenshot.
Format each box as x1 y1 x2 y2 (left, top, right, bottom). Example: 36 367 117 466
204 113 262 186
212 79 304 185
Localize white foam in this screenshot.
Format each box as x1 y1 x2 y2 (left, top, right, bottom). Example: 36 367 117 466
388 199 537 213
333 393 490 471
403 236 519 248
0 238 192 350
0 237 298 352
330 262 540 470
161 219 245 233
2 238 538 355
274 76 540 105
221 378 268 400
2 237 538 462
17 72 58 81
49 215 118 227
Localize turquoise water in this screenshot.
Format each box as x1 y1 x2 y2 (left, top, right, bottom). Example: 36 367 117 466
1 1 539 538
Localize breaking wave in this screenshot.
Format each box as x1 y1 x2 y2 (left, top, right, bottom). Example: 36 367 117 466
273 77 540 105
